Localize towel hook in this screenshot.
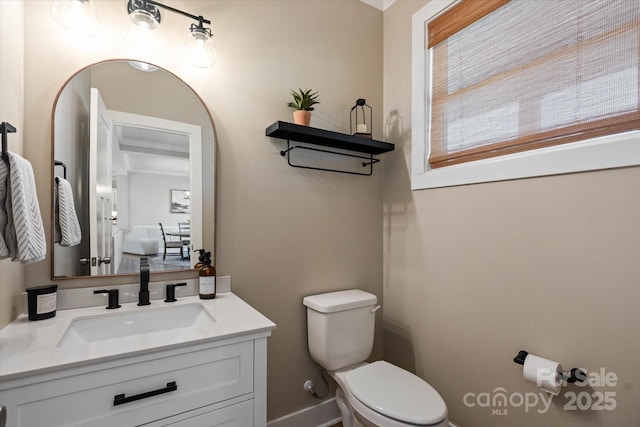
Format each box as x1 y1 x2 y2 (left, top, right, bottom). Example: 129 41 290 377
54 160 68 180
1 122 17 164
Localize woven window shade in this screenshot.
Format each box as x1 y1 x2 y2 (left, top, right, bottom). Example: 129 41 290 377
428 0 640 169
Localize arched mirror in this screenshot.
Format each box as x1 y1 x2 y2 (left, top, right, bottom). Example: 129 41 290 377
51 60 215 279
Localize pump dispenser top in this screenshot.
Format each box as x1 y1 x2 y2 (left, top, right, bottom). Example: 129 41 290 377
193 249 206 269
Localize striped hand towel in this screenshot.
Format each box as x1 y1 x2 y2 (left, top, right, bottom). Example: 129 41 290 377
0 159 9 258
55 177 82 246
3 153 46 264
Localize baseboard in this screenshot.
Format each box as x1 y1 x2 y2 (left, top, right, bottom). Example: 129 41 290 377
267 398 341 427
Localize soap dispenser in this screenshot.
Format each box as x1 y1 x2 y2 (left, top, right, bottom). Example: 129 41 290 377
193 249 205 270
198 251 216 299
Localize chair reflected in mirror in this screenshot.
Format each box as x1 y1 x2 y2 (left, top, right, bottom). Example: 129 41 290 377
158 222 184 261
178 221 190 243
178 222 191 259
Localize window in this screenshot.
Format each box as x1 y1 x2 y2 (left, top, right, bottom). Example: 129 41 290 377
411 0 640 190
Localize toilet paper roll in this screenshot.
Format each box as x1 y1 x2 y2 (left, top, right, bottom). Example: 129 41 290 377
523 354 562 395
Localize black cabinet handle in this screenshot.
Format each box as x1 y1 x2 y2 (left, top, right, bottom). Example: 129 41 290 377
113 381 177 406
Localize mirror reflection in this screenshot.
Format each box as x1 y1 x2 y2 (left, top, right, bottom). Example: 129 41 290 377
52 60 215 279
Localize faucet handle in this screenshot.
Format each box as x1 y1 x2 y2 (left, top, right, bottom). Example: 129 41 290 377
138 257 151 306
139 257 150 279
94 289 121 309
165 283 187 303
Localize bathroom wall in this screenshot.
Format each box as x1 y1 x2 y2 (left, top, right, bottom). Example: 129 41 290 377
0 0 25 328
19 0 383 421
382 1 640 426
127 173 190 227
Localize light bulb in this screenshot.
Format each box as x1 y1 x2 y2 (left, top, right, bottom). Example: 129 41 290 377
128 8 160 29
126 0 161 28
51 0 101 36
124 24 160 51
184 27 217 68
123 0 161 51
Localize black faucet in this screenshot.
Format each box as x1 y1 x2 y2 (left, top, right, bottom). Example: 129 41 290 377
138 257 151 306
165 283 187 303
94 289 121 309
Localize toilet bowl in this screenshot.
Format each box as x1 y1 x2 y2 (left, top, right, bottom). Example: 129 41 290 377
331 362 448 427
303 290 448 427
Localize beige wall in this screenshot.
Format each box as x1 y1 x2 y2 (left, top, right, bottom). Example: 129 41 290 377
0 1 25 328
17 0 383 421
382 1 640 426
13 1 636 425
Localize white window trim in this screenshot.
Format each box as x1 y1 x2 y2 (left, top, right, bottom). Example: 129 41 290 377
411 0 640 190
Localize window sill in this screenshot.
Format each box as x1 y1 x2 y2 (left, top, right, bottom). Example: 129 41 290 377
411 131 640 190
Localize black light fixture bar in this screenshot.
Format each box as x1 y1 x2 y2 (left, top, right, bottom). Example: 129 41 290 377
144 0 211 25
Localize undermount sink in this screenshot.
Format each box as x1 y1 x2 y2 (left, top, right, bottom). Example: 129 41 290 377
57 303 216 347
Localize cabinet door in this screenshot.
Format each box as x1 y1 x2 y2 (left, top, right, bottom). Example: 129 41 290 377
161 400 253 426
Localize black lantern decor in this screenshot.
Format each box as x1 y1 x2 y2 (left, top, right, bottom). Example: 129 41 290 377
350 98 372 139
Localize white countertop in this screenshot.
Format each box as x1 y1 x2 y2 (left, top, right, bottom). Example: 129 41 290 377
0 293 276 382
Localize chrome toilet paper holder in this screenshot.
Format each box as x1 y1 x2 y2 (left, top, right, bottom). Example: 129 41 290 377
513 350 587 384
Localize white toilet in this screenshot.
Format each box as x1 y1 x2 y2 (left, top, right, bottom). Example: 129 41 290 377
303 289 448 427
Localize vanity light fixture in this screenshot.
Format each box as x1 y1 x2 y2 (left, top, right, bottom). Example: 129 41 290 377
184 21 218 68
51 0 101 36
127 0 161 30
126 0 217 68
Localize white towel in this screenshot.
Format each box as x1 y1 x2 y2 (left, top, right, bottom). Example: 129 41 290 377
55 177 82 246
0 158 9 258
2 153 46 264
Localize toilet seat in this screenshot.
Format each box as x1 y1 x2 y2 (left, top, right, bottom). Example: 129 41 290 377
344 361 447 425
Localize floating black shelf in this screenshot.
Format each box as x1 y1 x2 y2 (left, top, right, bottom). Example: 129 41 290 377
265 121 394 176
266 121 394 154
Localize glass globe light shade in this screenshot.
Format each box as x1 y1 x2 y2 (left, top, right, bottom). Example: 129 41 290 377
128 8 160 30
51 0 101 36
185 28 218 68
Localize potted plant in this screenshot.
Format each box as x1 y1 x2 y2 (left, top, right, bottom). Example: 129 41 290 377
287 88 320 126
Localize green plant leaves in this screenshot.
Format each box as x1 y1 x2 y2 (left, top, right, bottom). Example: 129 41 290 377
287 88 320 111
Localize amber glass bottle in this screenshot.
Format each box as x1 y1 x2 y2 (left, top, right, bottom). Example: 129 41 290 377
198 252 216 299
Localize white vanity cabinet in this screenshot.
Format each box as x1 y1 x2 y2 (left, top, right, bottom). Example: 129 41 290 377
0 336 268 427
146 400 254 426
0 294 275 427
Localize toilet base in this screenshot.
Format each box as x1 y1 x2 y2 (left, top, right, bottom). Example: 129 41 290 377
336 387 361 427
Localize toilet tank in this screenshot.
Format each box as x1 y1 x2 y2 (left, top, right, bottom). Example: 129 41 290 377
303 290 378 371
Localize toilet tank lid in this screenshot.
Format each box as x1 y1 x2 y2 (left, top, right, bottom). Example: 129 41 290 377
303 289 377 313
